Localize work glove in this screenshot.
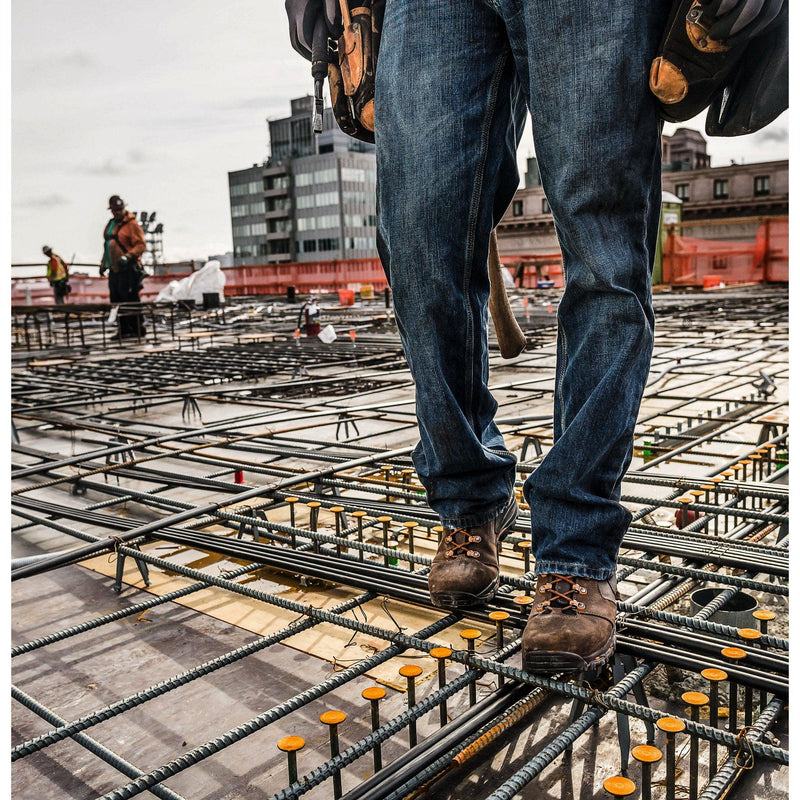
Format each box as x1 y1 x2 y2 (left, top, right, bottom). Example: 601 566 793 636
118 255 130 268
99 265 107 277
698 0 783 41
285 0 341 61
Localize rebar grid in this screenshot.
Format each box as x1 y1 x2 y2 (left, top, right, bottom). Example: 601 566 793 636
12 286 788 799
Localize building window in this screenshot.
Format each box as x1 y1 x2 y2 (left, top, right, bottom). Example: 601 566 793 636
268 239 290 254
675 183 690 201
512 200 523 217
265 175 289 191
754 175 771 196
318 238 340 251
541 198 551 214
268 219 290 233
314 167 338 184
267 196 290 212
230 182 260 198
315 191 340 207
341 167 365 183
713 179 729 200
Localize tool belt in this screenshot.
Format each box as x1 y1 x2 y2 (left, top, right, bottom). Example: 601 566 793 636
650 0 787 136
328 0 384 143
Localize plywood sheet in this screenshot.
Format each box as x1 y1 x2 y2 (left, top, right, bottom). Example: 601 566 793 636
79 547 496 690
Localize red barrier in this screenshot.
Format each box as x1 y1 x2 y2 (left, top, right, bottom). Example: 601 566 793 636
662 217 788 287
9 273 190 306
11 224 786 307
225 258 388 297
497 254 564 289
756 218 788 283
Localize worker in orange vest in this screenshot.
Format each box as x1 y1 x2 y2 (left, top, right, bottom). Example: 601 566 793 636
99 195 147 340
42 245 70 304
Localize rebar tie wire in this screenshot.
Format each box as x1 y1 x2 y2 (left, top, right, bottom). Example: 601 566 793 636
268 639 526 800
17 535 787 797
11 445 416 581
483 663 655 800
696 698 785 800
12 591 374 761
374 690 551 800
615 555 787 595
12 561 262 657
11 686 187 800
94 546 797 754
615 601 788 651
93 614 457 800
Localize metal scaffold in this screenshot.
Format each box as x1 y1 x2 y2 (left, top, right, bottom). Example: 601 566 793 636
11 285 788 800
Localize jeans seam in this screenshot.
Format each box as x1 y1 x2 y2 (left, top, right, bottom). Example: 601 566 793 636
556 321 568 434
463 48 511 432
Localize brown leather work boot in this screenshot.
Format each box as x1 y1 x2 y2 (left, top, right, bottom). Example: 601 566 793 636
428 497 518 609
521 574 617 674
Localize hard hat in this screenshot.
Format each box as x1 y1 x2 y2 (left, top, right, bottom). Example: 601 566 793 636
42 245 52 254
109 195 125 210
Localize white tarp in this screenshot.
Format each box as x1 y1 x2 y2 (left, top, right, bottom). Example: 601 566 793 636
318 324 337 343
155 260 226 305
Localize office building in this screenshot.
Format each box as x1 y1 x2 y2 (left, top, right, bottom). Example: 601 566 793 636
229 96 377 266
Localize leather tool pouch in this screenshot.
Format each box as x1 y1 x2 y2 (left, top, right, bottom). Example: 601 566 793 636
650 0 787 136
328 0 384 143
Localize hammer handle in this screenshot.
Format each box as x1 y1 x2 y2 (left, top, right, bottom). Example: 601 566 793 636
488 230 526 359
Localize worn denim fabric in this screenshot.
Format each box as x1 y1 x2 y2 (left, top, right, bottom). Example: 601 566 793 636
375 0 669 579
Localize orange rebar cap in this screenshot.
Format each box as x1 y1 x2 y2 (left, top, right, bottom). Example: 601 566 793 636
320 710 346 725
656 717 686 733
738 628 762 641
603 775 636 796
277 736 305 752
721 646 747 660
682 691 709 706
632 744 663 763
753 609 776 621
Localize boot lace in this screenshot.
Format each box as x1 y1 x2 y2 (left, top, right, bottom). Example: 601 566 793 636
536 574 588 614
442 528 482 560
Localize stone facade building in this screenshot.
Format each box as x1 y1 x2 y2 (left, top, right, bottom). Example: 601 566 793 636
497 128 788 255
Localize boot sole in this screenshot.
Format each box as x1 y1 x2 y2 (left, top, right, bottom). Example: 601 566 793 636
522 633 616 675
429 499 518 610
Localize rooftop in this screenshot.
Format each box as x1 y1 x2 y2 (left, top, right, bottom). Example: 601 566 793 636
12 284 788 799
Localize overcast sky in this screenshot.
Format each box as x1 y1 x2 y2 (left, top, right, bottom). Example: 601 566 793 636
11 1 789 268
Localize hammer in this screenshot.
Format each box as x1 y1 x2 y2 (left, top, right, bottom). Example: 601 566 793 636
488 229 526 359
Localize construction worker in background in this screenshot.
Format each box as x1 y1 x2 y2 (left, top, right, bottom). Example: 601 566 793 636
100 195 146 340
297 294 321 336
286 0 785 677
42 245 70 304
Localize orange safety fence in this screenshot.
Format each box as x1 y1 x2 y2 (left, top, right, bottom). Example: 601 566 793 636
11 223 787 307
663 218 788 287
10 258 390 307
497 253 564 289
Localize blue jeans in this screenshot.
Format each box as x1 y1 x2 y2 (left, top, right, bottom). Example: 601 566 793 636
375 0 668 580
